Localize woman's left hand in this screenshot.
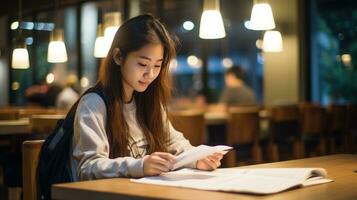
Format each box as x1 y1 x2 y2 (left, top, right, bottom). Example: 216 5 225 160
196 152 224 171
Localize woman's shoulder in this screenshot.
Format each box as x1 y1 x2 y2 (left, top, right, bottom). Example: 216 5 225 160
77 93 107 114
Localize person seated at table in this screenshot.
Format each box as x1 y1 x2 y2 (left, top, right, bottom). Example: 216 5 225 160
55 74 80 110
209 66 256 112
70 14 223 181
25 81 63 107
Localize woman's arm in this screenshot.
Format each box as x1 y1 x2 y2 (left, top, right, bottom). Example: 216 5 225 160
72 93 145 180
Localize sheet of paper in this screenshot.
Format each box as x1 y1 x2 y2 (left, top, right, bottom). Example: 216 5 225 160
172 145 232 170
132 168 332 194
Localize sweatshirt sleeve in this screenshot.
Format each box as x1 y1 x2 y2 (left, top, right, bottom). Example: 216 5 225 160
72 93 145 180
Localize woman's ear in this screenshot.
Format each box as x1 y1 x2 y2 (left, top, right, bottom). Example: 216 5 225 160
113 48 122 66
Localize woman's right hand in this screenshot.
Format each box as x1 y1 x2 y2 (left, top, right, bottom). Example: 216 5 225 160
143 152 176 176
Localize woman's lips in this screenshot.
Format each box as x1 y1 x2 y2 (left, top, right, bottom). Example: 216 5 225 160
139 80 150 86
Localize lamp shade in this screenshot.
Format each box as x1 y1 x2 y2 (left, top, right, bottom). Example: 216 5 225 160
199 0 226 39
94 24 109 58
12 47 30 69
249 3 275 30
262 30 283 52
104 12 121 46
47 29 68 63
94 36 109 58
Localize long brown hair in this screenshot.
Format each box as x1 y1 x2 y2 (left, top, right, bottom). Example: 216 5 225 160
98 14 176 158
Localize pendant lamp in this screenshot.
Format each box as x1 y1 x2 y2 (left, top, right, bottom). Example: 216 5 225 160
262 30 283 52
12 0 30 69
199 0 226 39
47 0 68 63
249 1 275 30
94 24 109 58
48 28 68 62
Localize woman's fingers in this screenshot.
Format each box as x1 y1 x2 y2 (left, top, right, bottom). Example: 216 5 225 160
196 152 223 171
143 152 177 176
152 152 176 164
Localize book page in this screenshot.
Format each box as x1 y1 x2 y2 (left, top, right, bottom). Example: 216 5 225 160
172 145 232 170
231 168 328 182
132 168 332 194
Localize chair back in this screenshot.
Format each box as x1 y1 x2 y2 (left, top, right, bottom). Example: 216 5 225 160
327 104 347 133
19 108 66 118
346 104 357 130
169 109 205 146
29 114 65 136
0 109 19 120
270 105 299 142
299 103 327 135
227 106 260 145
23 140 44 200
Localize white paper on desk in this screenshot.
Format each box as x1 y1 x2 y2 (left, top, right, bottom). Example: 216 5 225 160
173 145 232 170
132 168 332 194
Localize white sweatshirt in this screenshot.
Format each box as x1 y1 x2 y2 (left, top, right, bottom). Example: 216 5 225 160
70 93 194 181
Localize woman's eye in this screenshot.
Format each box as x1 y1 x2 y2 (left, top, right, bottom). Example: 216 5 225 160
154 65 161 68
138 63 147 67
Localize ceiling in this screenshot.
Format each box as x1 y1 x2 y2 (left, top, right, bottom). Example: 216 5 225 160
0 0 85 17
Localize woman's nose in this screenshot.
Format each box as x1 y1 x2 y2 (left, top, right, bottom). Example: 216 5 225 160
145 67 154 78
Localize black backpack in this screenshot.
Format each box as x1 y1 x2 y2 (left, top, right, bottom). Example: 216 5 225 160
38 84 108 199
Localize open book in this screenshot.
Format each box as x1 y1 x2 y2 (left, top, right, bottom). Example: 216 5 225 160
132 168 332 194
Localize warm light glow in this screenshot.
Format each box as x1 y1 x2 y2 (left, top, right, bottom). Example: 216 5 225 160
199 10 226 39
341 54 351 63
11 21 19 30
12 48 30 69
255 39 263 49
104 12 121 47
46 73 55 84
187 55 199 66
183 21 194 31
47 41 68 63
11 82 20 90
249 3 275 30
48 29 68 63
222 57 233 68
187 55 202 68
80 77 89 88
104 26 119 46
263 30 283 52
341 54 352 67
94 36 109 58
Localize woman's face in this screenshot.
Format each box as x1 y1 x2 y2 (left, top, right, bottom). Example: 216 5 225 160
120 43 164 102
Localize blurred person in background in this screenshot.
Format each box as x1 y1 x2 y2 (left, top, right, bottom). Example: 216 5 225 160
25 81 63 107
210 66 256 112
55 74 80 110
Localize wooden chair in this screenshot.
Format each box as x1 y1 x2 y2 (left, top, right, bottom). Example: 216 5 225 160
225 106 262 167
22 140 44 200
0 110 21 150
346 104 357 153
327 104 348 153
29 114 65 139
19 108 66 118
169 109 206 146
269 104 303 161
0 110 19 120
299 103 327 156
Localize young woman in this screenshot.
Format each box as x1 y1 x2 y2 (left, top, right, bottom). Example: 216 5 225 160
70 14 223 180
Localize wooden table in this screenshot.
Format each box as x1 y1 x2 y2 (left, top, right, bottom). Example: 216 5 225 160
52 154 357 200
204 112 228 125
0 114 65 136
0 118 30 135
204 110 271 126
